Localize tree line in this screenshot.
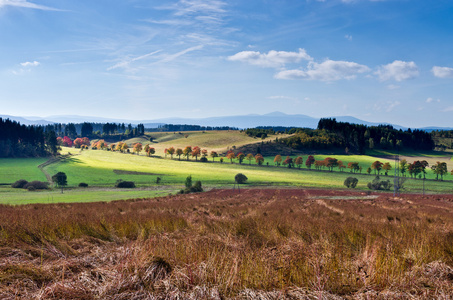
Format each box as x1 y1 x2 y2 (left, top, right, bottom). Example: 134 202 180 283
0 118 57 157
279 118 434 154
44 122 145 139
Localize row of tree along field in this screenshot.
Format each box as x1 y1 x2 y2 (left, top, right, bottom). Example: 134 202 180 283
78 137 452 181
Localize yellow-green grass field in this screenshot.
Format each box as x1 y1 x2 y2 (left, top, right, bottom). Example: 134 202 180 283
123 130 291 154
2 146 453 204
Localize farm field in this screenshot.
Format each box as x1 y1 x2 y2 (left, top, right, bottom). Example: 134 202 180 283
1 188 453 298
2 139 453 204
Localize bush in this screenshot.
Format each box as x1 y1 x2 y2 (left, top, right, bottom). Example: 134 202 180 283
235 173 248 184
23 181 49 190
185 175 192 188
27 186 36 191
179 180 203 194
367 176 392 190
200 157 208 162
344 177 358 188
115 180 135 188
12 179 28 189
78 182 88 187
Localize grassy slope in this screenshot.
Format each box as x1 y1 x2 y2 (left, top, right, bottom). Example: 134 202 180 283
129 130 291 154
0 158 48 183
1 131 453 204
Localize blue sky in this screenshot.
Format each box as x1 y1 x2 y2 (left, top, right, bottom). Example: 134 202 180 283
1 0 453 127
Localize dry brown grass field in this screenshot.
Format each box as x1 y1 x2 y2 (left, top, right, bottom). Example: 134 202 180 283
1 188 453 299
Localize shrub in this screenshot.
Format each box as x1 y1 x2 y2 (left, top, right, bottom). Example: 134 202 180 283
156 177 161 184
23 181 49 190
344 177 358 188
367 176 392 190
200 157 208 162
185 175 192 188
115 180 135 188
78 182 88 187
12 179 28 189
179 180 203 194
235 173 248 184
27 186 36 191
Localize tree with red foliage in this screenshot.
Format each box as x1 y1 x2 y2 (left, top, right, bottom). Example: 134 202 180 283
305 155 315 169
183 146 192 160
255 153 264 165
62 136 73 147
236 152 245 164
226 151 235 163
283 156 293 168
274 154 282 167
73 137 90 148
176 148 183 160
191 146 201 161
371 161 383 175
133 143 142 155
294 156 303 169
210 151 218 162
166 146 175 159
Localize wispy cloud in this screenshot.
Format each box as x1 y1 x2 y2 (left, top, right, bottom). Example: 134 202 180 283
20 60 40 67
426 97 440 103
228 49 312 68
158 0 227 16
431 66 453 78
275 60 370 81
375 60 419 81
107 50 162 71
157 45 204 63
0 0 64 11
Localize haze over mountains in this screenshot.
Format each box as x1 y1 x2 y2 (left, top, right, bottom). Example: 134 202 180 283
1 112 451 132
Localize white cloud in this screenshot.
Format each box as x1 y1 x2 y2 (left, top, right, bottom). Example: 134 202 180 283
345 34 352 41
426 97 440 103
431 66 453 78
0 0 63 11
20 61 40 67
275 59 370 81
228 48 312 68
375 60 419 81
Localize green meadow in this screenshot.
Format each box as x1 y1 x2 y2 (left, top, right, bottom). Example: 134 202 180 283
1 142 453 204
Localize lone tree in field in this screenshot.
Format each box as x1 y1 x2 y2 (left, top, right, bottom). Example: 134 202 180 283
235 173 248 184
52 172 67 194
274 155 282 167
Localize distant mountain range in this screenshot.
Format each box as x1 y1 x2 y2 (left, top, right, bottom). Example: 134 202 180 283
1 112 452 131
